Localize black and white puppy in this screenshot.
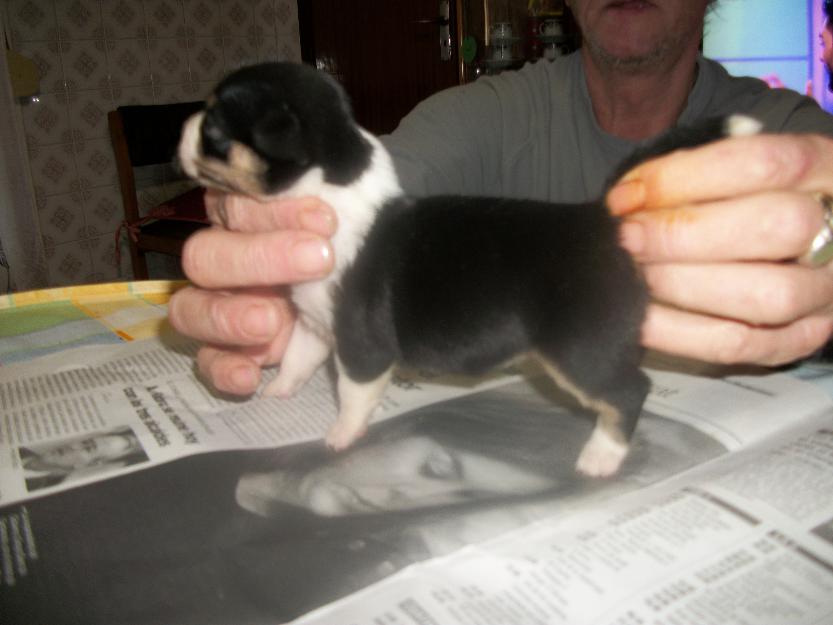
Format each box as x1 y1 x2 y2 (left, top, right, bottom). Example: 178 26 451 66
178 62 760 477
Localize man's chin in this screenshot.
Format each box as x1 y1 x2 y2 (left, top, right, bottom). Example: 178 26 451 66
588 40 672 73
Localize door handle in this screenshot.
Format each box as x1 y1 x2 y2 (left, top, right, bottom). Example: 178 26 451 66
413 1 452 61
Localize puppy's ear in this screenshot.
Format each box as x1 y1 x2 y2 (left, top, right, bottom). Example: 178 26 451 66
251 108 309 165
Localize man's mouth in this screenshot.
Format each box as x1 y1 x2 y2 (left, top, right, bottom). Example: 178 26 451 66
606 0 655 9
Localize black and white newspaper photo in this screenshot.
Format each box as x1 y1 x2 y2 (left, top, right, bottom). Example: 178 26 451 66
2 337 833 624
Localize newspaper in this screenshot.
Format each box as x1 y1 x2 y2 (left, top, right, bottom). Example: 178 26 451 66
1 336 833 624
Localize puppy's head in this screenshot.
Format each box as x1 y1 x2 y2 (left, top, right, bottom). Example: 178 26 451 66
178 62 372 197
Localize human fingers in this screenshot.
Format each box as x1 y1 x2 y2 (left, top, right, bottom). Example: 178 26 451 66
168 285 294 346
608 133 833 215
204 189 337 236
617 191 825 263
641 262 833 326
196 346 269 395
641 303 833 366
182 227 333 289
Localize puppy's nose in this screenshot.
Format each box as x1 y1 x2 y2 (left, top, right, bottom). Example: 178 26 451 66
200 111 230 160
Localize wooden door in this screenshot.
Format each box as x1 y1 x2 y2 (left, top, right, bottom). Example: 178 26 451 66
298 0 462 135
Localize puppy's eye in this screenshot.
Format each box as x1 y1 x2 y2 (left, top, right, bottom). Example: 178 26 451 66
201 118 230 159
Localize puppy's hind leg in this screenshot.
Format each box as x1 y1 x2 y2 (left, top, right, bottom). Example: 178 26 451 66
262 320 332 398
326 358 392 451
535 351 650 477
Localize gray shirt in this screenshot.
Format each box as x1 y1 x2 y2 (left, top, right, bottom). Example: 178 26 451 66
382 52 833 203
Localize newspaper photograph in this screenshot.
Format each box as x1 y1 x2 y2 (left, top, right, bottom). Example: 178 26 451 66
1 336 833 624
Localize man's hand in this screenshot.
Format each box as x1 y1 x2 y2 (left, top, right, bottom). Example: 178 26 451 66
607 133 833 365
168 191 337 394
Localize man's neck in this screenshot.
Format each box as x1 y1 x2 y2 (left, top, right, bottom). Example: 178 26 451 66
582 46 700 141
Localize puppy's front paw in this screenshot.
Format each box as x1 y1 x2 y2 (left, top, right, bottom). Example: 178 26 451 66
262 368 309 398
575 427 628 478
325 420 367 451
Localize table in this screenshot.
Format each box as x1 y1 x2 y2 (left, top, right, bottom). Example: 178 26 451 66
0 280 185 366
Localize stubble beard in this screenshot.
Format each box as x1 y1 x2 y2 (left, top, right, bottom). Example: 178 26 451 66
584 32 686 75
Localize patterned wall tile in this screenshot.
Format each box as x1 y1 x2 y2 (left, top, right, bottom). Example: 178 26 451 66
84 185 123 234
223 37 258 73
258 36 299 63
67 88 113 140
145 0 185 39
253 0 278 31
44 240 92 286
112 82 156 107
281 39 300 62
62 38 109 91
21 91 71 146
29 143 77 197
220 0 254 38
102 0 147 40
38 192 85 244
53 0 102 40
274 0 299 36
73 138 117 188
187 37 225 82
147 37 191 85
257 37 280 62
194 80 216 100
183 0 222 38
107 37 152 87
7 0 58 43
154 80 203 103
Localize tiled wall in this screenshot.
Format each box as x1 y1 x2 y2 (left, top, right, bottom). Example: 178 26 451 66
5 0 301 285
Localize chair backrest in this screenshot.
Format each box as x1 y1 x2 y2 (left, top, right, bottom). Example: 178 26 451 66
113 101 204 166
108 101 204 223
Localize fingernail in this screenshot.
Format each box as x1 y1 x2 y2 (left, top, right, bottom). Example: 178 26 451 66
241 304 278 340
607 179 646 216
299 205 337 236
618 220 645 256
230 365 258 392
292 237 333 276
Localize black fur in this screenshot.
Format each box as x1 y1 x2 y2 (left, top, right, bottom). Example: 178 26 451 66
335 195 650 441
203 63 372 188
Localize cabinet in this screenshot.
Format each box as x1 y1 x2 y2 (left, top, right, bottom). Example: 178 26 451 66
461 0 580 79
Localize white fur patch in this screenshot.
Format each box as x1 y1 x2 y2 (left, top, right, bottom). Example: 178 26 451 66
726 115 763 137
262 320 332 398
326 359 392 450
282 132 402 343
575 425 629 477
177 112 204 179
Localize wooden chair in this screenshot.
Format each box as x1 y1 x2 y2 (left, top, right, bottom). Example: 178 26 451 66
108 101 209 280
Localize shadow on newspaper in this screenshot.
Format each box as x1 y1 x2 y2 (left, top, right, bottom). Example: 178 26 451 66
0 379 725 625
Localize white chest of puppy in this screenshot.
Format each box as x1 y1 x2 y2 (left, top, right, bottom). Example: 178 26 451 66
285 131 402 335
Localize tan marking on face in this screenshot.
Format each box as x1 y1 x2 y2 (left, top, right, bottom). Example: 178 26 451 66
178 108 272 197
228 141 268 176
190 140 269 197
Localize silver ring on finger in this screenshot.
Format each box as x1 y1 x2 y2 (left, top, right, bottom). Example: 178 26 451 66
799 192 833 267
